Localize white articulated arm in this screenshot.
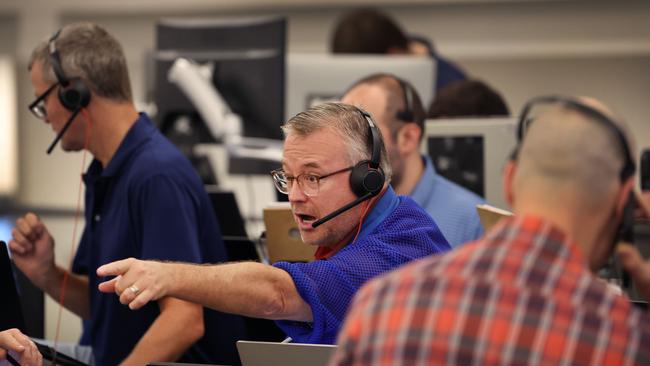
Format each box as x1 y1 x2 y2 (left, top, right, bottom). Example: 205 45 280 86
167 57 242 144
168 57 282 163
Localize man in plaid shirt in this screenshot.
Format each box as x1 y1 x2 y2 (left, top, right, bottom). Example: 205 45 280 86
332 96 650 365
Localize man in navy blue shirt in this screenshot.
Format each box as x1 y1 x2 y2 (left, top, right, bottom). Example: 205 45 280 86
9 22 243 366
96 102 450 344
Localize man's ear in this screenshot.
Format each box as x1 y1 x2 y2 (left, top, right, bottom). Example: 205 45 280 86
395 123 421 155
503 160 517 208
615 177 636 216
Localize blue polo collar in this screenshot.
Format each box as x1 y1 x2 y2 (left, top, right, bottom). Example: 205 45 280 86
410 155 437 204
85 113 154 179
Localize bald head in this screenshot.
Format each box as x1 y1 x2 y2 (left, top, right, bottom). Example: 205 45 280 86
514 100 634 210
342 73 425 140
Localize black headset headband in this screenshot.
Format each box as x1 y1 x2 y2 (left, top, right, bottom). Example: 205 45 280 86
395 77 414 122
517 95 635 181
357 108 382 169
48 29 70 87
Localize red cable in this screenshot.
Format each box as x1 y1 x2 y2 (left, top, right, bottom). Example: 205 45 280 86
52 108 92 360
351 199 372 244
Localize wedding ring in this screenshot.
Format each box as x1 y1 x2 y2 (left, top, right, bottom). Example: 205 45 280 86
129 285 140 295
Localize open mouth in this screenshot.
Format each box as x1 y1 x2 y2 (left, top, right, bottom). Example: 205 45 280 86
296 213 317 225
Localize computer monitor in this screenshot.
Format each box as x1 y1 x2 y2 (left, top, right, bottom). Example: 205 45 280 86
152 17 286 176
422 117 517 210
155 17 285 140
0 215 13 244
286 54 435 121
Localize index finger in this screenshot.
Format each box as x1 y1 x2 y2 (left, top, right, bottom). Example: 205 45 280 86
97 258 134 277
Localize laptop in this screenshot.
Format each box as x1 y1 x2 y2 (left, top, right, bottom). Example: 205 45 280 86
475 204 513 232
0 241 88 366
262 204 315 263
236 341 337 366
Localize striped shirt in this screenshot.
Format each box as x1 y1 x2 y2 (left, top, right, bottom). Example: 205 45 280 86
331 215 650 366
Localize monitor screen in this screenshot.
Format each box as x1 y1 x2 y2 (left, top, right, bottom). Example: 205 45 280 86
0 216 13 244
153 17 285 141
422 117 517 209
428 135 484 197
286 54 435 121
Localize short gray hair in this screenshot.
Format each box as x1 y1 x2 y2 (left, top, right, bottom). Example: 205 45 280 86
28 22 133 102
282 102 392 180
515 103 634 209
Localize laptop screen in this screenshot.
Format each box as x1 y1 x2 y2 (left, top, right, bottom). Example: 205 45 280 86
0 240 26 332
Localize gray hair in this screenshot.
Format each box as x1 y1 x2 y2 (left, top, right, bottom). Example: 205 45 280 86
282 102 392 181
28 22 133 102
514 103 634 209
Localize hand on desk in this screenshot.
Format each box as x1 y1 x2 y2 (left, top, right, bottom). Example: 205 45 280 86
97 258 172 310
618 243 650 303
0 329 42 366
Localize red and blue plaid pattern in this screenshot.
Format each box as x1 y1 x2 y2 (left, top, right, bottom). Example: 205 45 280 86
332 215 650 365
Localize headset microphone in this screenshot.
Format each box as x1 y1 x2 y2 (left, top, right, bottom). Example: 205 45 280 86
46 107 81 154
311 192 374 228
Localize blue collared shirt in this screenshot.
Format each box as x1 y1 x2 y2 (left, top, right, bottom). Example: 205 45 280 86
72 113 244 366
410 155 485 247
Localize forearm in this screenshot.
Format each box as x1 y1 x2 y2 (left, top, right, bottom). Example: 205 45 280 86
169 261 312 321
119 298 203 366
39 266 90 319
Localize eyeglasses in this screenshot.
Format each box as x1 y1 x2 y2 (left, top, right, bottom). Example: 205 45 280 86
270 166 353 197
28 83 58 120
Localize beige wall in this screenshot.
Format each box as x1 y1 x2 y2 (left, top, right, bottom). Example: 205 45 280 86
1 0 649 342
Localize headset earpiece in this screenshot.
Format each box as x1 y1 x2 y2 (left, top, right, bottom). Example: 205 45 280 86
349 160 385 197
58 78 91 111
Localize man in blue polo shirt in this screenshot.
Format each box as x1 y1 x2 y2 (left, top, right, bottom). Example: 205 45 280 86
9 22 244 366
96 102 450 344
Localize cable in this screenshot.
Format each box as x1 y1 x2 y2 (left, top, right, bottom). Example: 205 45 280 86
52 108 91 365
351 200 372 244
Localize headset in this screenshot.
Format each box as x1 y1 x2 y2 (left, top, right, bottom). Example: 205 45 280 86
512 95 636 243
48 29 91 112
349 109 386 197
311 108 386 228
46 29 92 154
395 77 415 122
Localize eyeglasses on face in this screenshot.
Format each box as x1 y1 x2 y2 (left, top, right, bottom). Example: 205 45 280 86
28 83 58 120
270 166 353 197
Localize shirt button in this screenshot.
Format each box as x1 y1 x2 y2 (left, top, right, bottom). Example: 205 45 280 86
94 214 101 222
